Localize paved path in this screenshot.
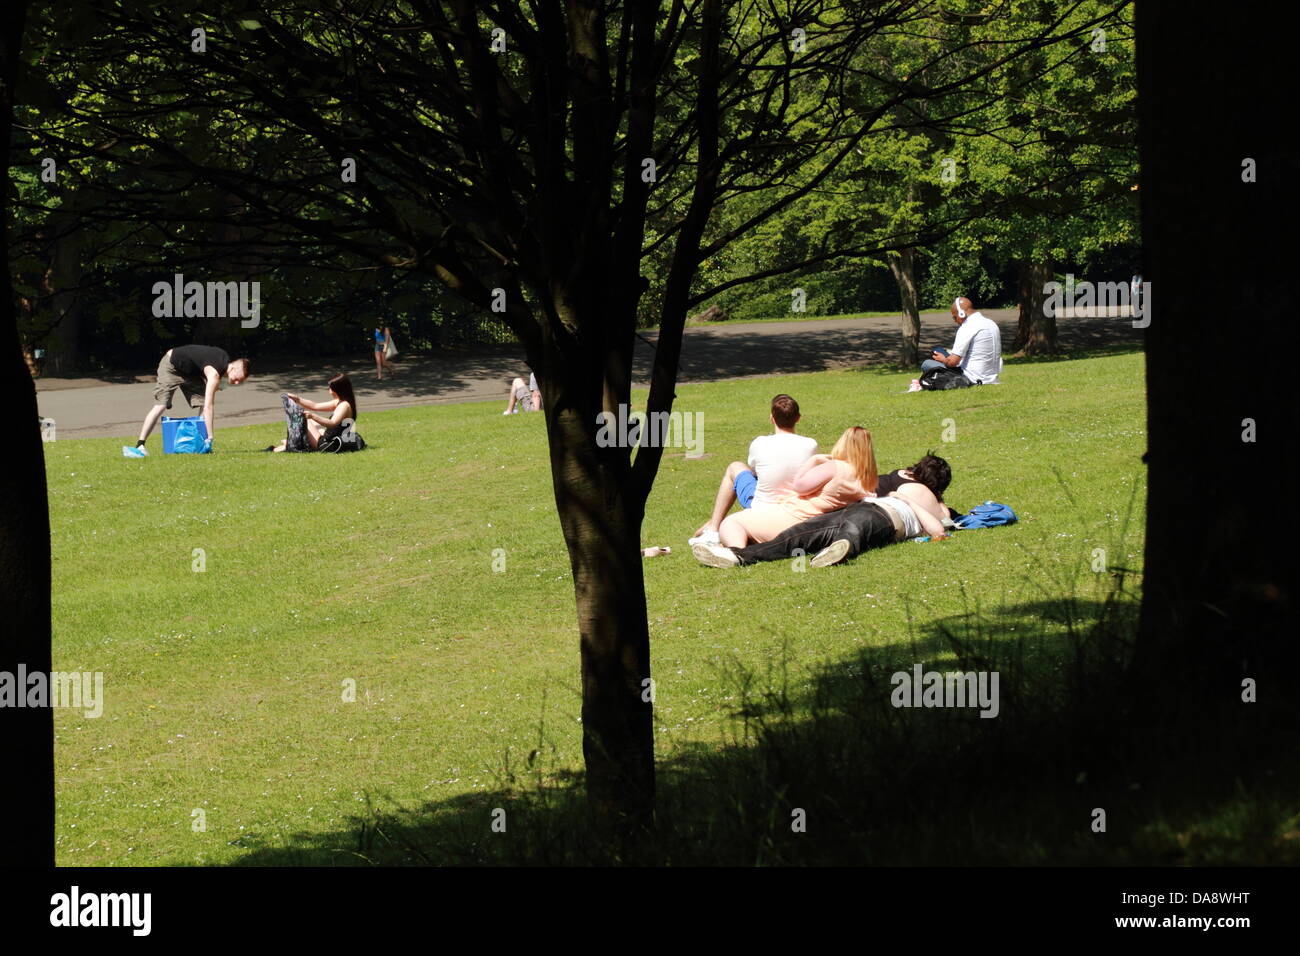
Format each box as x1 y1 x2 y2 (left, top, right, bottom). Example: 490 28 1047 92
35 309 1140 439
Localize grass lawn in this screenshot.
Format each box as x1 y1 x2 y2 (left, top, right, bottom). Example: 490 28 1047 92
48 349 1149 865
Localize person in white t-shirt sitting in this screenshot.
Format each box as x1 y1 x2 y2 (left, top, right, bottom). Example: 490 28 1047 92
689 393 818 546
915 296 1003 387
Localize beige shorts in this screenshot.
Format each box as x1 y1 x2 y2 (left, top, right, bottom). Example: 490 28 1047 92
153 356 203 409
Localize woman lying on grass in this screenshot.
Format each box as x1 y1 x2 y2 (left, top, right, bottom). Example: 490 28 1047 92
714 425 878 548
694 453 954 568
267 373 366 453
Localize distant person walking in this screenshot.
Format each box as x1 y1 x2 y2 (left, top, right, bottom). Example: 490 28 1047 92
374 326 392 380
125 344 249 456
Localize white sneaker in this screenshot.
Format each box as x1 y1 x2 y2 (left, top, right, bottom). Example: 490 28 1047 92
692 543 739 568
688 529 721 547
810 539 852 567
906 380 923 393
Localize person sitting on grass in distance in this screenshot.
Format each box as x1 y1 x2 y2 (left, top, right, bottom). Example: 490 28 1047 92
692 453 954 569
124 344 250 457
711 425 877 549
267 373 365 452
689 393 818 546
909 296 1003 390
503 368 541 414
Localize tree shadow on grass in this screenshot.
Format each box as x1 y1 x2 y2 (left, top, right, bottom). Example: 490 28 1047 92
223 594 1297 867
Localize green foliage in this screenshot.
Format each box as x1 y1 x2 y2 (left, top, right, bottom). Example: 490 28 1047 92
13 2 1138 363
682 0 1138 325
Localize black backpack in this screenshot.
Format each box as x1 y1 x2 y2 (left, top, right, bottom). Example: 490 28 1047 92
919 367 974 390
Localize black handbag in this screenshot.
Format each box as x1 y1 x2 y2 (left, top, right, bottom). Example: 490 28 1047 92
317 426 366 453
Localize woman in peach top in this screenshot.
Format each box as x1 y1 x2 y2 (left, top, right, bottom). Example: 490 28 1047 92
718 426 878 547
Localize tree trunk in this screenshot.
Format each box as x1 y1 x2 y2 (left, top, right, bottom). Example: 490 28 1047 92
1013 260 1056 355
0 0 55 868
887 248 921 366
44 200 84 374
539 314 655 846
1132 2 1296 707
1012 260 1032 352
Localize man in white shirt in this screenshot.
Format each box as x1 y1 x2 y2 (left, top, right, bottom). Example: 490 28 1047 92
689 394 818 546
920 296 1003 385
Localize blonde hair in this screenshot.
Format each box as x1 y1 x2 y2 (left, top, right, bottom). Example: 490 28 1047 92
830 426 878 493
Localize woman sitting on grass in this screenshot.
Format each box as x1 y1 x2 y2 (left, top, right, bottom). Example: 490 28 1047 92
268 373 365 453
714 425 878 547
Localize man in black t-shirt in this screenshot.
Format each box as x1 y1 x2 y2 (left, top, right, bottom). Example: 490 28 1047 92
124 345 251 456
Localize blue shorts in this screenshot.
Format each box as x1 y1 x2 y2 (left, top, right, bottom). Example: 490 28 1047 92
733 470 757 508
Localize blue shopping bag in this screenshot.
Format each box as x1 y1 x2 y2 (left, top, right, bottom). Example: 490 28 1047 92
162 416 209 454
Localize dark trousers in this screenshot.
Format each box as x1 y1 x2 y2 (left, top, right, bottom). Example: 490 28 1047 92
733 500 896 565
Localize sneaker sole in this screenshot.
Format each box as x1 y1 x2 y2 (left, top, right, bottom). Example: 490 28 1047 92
810 539 852 567
691 543 738 568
